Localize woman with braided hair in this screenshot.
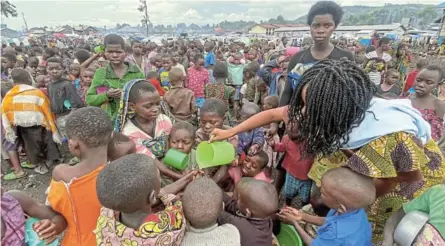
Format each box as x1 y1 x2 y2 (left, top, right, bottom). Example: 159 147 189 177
210 58 445 244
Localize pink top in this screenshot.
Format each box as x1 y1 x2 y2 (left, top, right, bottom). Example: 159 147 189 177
186 67 210 98
228 166 272 184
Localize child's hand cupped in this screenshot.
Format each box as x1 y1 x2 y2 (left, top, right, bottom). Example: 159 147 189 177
277 207 304 224
33 219 58 243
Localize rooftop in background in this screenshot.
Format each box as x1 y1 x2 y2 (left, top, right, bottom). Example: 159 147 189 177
275 23 406 33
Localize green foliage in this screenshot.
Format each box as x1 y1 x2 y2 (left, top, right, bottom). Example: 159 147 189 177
1 0 18 18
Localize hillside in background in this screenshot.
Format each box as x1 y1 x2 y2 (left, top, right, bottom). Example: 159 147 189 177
293 4 441 27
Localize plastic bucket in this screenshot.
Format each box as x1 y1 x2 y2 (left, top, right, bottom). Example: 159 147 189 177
196 141 235 169
164 149 188 170
276 223 303 246
25 217 59 246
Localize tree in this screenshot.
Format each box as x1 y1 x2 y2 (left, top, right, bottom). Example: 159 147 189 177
189 23 200 30
138 0 151 36
1 0 18 18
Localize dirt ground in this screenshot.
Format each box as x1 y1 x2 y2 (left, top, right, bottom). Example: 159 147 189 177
2 145 73 203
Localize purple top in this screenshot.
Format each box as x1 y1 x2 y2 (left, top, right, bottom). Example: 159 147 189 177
236 127 265 155
1 193 26 246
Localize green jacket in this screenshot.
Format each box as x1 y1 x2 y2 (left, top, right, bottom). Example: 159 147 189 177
86 62 145 121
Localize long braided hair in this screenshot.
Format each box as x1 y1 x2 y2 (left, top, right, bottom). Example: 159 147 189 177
288 58 376 156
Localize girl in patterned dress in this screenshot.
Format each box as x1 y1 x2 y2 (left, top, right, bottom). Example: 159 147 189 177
209 58 445 245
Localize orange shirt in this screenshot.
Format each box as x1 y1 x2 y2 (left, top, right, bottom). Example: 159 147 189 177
46 165 104 246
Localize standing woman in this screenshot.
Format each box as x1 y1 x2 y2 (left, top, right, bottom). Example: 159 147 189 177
363 37 392 86
210 58 445 245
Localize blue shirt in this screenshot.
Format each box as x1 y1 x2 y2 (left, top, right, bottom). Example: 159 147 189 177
205 52 215 68
312 209 372 246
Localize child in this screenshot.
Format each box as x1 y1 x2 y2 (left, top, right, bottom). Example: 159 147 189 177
79 67 95 102
241 62 262 105
227 52 246 120
218 178 278 246
163 67 196 122
204 61 235 110
36 65 47 77
205 42 216 69
195 99 238 183
171 51 186 76
86 34 145 121
149 55 162 74
95 153 194 245
229 150 272 185
167 121 198 171
147 71 166 96
182 177 241 245
262 95 280 169
1 190 67 245
2 69 61 175
159 55 173 91
35 74 49 96
107 132 136 162
46 57 84 139
125 40 147 76
376 69 402 98
187 53 210 108
278 167 375 246
403 58 428 94
410 65 445 141
236 102 265 163
69 63 82 98
26 56 39 78
46 107 112 246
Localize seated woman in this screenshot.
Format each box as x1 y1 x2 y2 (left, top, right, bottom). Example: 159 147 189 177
210 58 445 245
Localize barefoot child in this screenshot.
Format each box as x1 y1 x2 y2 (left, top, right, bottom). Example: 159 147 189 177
410 65 445 141
218 178 278 246
163 67 196 122
95 153 194 245
195 99 238 184
46 107 112 246
278 168 375 246
182 177 241 245
1 190 66 245
2 69 62 175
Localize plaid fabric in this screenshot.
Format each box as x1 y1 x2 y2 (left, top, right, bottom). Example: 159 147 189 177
284 173 312 203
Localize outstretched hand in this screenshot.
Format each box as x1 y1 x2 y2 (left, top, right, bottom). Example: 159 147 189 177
209 128 234 143
277 207 304 224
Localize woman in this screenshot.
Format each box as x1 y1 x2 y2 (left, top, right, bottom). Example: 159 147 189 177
210 59 445 245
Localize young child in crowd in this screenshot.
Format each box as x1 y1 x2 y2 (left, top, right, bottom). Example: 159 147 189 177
147 71 166 96
229 150 272 185
218 178 278 246
36 65 47 77
227 52 246 119
187 53 210 108
236 102 265 164
86 34 145 122
376 69 402 97
262 95 280 170
204 61 235 111
46 57 84 139
150 55 163 74
410 65 445 141
35 74 49 96
167 121 198 172
2 69 61 175
125 40 147 75
95 153 196 245
69 63 82 97
163 67 196 122
182 177 241 246
107 132 136 162
195 99 238 184
268 121 315 206
79 67 95 102
46 107 112 246
403 58 428 94
205 42 216 69
1 190 67 245
159 55 173 91
278 167 375 246
26 56 40 78
171 51 186 76
241 62 262 105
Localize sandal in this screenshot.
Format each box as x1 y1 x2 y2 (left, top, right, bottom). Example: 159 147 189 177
21 161 36 169
3 171 27 180
34 166 49 175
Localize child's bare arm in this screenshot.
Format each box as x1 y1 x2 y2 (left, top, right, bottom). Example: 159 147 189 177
293 222 313 245
301 213 326 226
7 190 67 240
212 165 228 184
156 160 182 180
81 53 100 69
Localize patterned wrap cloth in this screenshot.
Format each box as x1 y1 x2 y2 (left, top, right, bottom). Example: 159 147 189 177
416 108 444 142
1 193 26 246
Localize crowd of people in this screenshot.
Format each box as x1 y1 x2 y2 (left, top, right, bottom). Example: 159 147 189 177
1 1 445 246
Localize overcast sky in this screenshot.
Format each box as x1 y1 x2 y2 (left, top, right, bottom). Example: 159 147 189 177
2 0 441 30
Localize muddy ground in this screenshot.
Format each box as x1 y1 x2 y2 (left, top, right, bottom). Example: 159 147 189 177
2 145 73 203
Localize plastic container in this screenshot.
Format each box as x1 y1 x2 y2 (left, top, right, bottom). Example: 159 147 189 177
196 141 235 169
276 223 303 246
94 45 105 54
164 149 188 170
25 217 60 246
394 211 429 246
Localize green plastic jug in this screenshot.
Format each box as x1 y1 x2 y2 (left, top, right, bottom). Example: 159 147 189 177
196 141 235 169
164 149 188 170
276 223 303 246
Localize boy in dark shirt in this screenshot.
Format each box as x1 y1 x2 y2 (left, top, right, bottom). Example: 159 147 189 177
218 178 278 246
46 57 84 140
